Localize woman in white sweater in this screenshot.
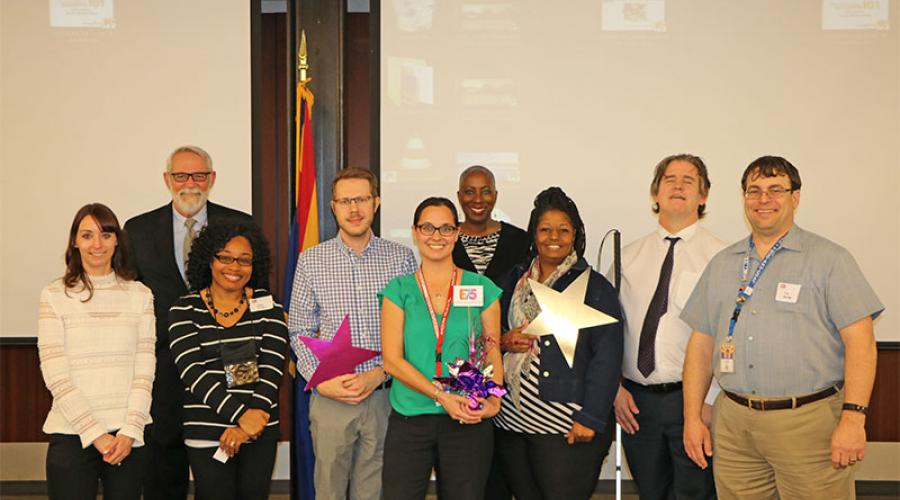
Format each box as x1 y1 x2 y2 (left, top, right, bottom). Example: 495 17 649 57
38 203 155 500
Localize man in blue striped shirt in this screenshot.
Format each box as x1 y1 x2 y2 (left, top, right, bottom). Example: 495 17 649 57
289 167 416 500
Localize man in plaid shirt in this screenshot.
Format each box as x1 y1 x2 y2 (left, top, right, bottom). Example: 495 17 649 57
289 167 416 500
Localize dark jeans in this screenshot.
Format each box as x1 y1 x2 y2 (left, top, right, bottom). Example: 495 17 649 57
46 433 146 500
622 383 716 500
382 411 494 500
186 439 277 500
494 426 611 500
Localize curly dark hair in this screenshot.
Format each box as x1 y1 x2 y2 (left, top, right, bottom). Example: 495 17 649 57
186 221 270 292
525 187 587 259
64 203 135 301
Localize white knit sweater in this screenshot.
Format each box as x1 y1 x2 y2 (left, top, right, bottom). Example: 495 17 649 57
38 273 156 448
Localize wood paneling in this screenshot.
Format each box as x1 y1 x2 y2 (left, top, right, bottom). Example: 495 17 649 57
4 343 897 443
344 13 371 169
868 349 899 442
258 12 292 307
258 12 293 441
0 345 51 442
297 0 345 241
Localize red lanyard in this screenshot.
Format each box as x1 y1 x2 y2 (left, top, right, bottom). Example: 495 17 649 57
416 267 456 377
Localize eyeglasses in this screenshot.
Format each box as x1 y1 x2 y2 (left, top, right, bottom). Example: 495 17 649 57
170 171 211 183
334 195 374 206
744 186 794 200
214 254 253 266
416 223 457 237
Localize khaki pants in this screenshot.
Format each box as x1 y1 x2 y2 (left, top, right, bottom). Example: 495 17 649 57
309 389 391 500
712 390 854 500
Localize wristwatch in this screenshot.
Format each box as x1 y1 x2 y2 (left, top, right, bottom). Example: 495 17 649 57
841 403 868 415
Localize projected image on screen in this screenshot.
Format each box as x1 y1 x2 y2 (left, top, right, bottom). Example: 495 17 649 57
50 0 116 29
381 0 899 341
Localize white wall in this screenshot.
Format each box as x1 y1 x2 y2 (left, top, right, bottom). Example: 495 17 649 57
0 0 252 337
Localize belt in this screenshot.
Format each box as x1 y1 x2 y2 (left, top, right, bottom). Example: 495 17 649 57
374 379 393 391
724 384 840 411
623 378 683 393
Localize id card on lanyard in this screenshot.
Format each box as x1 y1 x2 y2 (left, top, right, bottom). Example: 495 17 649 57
416 268 457 377
721 236 784 373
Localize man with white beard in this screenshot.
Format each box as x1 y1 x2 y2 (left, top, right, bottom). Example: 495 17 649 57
125 145 253 500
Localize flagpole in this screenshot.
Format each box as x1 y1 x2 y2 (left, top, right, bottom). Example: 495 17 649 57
289 30 318 500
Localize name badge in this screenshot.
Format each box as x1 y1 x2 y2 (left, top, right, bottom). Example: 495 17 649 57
249 295 274 312
775 282 801 303
453 285 483 307
719 340 735 373
213 447 230 463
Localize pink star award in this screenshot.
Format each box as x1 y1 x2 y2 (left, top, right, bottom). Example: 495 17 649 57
300 314 380 390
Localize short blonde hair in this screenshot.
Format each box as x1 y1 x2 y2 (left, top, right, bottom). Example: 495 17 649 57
331 167 378 198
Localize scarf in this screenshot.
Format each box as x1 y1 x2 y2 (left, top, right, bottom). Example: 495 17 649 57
504 251 579 409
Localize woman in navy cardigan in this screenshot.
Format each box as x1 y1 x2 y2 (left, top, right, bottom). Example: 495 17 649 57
491 187 623 500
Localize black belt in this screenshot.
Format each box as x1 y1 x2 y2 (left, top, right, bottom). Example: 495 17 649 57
623 378 683 393
374 379 393 391
724 384 840 411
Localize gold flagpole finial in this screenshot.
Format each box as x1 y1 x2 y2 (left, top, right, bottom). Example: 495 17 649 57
298 30 309 83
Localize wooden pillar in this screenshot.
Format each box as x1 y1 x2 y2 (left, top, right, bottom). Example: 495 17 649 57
295 0 345 241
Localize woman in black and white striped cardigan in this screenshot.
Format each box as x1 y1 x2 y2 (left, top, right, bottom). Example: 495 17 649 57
169 221 288 500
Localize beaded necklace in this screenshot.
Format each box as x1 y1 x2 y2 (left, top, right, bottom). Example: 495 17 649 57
205 288 247 318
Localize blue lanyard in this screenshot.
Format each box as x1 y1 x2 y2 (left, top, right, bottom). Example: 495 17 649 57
726 237 784 340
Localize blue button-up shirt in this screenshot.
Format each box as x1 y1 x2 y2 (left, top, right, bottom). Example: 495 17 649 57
288 234 417 381
681 225 883 396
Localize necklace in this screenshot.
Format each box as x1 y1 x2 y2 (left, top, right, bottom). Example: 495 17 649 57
205 288 247 318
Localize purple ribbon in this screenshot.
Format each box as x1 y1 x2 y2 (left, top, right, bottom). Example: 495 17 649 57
434 358 507 410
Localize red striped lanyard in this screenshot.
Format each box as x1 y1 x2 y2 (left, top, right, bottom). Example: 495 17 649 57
416 267 456 377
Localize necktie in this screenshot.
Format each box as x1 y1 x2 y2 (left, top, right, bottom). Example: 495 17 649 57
637 236 680 377
183 218 197 273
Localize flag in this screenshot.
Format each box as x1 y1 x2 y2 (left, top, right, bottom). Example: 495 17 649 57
284 80 318 500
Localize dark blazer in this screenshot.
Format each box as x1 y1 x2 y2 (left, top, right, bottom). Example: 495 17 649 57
499 258 624 433
453 221 531 286
123 201 252 445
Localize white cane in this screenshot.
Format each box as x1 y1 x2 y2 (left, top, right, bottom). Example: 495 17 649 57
615 423 622 500
597 229 623 500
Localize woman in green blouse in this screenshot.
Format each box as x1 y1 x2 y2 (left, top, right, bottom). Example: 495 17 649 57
380 197 504 500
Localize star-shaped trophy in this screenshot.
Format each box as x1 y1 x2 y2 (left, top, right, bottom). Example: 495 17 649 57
523 269 618 368
300 314 380 390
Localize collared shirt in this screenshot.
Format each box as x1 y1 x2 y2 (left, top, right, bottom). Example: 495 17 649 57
172 204 208 281
617 223 726 405
681 225 884 397
289 234 417 381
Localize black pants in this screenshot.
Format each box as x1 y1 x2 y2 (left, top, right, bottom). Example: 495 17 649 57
382 411 494 500
46 433 146 500
143 352 190 500
186 439 277 500
621 382 716 500
494 426 611 500
482 428 512 500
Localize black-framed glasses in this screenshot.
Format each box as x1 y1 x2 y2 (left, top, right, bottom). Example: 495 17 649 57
170 171 211 183
744 186 794 200
416 223 457 237
214 254 253 266
334 195 374 207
